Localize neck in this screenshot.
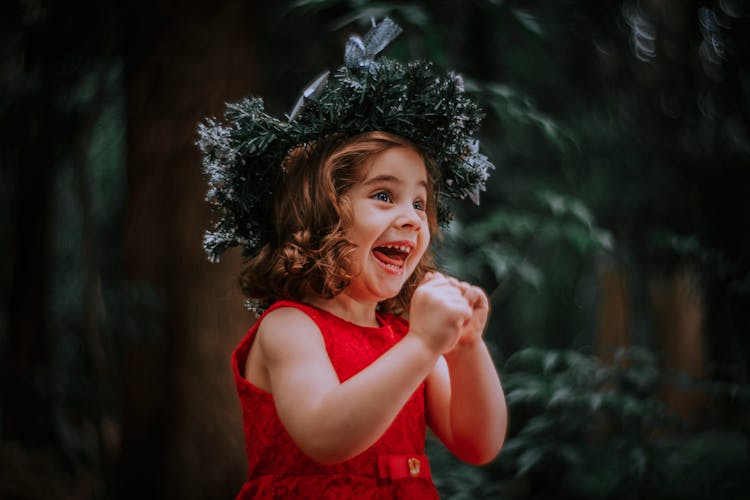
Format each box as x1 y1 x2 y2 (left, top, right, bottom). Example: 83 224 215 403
303 292 380 327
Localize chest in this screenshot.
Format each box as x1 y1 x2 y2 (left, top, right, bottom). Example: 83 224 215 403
321 323 401 382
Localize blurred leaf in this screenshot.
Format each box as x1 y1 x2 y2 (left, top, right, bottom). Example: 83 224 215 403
542 351 560 373
517 446 548 476
510 9 544 36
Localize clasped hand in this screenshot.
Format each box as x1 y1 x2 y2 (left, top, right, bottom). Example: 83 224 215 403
409 272 489 354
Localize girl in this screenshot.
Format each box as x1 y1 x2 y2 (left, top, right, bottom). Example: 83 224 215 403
199 19 507 499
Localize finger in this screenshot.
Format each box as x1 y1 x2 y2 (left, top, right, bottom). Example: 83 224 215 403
419 271 444 286
439 274 468 289
425 276 462 291
443 275 466 290
452 297 473 320
461 285 483 308
433 273 457 287
471 285 489 310
457 281 473 296
444 286 474 306
448 279 475 301
453 303 471 323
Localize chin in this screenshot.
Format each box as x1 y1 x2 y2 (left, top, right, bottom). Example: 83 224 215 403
366 281 407 304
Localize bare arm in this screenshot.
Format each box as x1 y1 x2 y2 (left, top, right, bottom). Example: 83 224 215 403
425 278 507 464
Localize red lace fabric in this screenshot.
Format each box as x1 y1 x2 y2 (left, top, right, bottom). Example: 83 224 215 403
232 300 440 499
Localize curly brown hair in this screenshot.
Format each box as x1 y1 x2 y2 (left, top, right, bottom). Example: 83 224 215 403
238 131 439 315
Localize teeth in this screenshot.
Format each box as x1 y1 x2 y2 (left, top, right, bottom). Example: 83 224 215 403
383 243 412 254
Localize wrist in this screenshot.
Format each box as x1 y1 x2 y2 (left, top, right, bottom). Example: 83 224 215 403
406 327 446 358
403 330 443 365
444 336 485 363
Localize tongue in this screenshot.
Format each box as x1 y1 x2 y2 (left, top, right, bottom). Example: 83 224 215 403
373 248 405 266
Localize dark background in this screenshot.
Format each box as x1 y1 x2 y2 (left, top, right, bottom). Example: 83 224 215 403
2 1 749 498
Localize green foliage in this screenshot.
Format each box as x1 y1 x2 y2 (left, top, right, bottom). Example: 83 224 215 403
497 347 668 497
438 188 612 298
429 347 750 500
500 348 750 500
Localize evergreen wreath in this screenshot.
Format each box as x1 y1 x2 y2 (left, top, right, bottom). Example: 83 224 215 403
198 18 494 262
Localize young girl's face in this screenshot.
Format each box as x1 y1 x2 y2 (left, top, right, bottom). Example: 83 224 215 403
343 146 431 303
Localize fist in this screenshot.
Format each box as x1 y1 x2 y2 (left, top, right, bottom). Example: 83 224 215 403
408 272 473 354
443 276 490 348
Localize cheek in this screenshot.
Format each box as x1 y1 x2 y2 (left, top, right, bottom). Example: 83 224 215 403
413 225 431 261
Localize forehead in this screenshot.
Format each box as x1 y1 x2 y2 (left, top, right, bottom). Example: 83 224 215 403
361 146 429 186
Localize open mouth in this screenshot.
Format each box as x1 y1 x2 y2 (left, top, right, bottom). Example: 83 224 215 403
372 242 413 273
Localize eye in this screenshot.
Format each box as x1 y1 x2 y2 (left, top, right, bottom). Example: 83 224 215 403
413 199 425 211
373 191 392 203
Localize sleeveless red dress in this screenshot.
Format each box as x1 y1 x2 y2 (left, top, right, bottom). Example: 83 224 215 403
232 300 440 499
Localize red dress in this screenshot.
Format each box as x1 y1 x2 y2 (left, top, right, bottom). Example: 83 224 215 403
232 300 440 499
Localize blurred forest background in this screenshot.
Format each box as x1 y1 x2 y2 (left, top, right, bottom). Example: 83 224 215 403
2 0 750 498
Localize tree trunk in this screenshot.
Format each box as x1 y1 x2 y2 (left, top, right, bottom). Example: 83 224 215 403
595 258 630 363
2 95 56 447
122 1 255 497
649 268 707 421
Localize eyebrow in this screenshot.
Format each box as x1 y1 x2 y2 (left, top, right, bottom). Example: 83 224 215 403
362 174 428 190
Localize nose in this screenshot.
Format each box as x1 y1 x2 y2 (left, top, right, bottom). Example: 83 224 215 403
396 202 422 231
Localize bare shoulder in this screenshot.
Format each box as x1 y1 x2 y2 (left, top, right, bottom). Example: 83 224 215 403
256 307 326 362
244 306 326 389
